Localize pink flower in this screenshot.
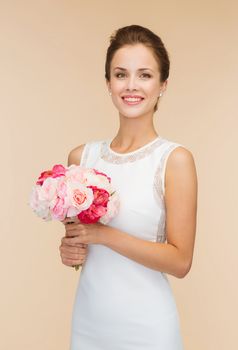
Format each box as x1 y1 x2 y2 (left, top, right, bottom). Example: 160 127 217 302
36 164 66 185
57 179 67 199
93 169 111 183
48 179 68 220
29 164 119 225
66 183 94 217
51 197 68 221
73 189 87 205
52 164 66 176
65 165 89 184
39 177 58 202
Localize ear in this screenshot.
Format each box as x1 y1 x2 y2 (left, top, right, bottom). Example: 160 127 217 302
162 79 168 93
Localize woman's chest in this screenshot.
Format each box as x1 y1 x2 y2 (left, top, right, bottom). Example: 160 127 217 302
93 159 165 241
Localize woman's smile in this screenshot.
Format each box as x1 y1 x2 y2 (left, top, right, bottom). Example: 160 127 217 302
122 95 145 106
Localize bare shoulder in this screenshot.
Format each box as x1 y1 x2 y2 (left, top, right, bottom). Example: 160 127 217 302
166 146 197 183
67 144 86 166
168 145 195 166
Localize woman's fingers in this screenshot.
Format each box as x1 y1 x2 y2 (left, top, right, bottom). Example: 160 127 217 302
61 236 88 249
62 256 86 267
60 245 87 256
59 239 88 267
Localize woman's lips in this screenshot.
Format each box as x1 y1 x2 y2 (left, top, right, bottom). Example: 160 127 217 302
122 97 144 106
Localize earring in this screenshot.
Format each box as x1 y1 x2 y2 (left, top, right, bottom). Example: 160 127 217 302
109 91 112 96
159 92 163 97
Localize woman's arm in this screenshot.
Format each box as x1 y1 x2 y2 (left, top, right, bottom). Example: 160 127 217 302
101 146 198 278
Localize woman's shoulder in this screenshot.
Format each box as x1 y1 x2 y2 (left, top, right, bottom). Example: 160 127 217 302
163 138 197 189
67 139 104 166
160 136 193 156
67 143 86 166
159 137 196 178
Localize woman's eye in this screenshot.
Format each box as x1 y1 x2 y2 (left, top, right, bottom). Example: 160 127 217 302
141 73 151 78
115 73 125 78
115 72 151 79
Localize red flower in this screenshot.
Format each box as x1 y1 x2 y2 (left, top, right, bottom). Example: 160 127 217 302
77 186 109 223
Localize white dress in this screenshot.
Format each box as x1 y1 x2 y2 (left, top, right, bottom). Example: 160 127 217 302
70 135 185 350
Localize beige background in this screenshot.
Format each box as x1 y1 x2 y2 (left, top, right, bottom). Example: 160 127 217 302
1 1 237 349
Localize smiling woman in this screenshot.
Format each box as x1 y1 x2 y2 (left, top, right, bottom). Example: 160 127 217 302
60 24 197 350
105 25 170 113
105 43 167 123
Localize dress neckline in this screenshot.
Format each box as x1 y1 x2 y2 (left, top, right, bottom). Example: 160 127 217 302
106 135 162 156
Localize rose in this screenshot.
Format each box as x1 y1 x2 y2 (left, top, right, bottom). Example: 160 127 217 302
65 182 94 218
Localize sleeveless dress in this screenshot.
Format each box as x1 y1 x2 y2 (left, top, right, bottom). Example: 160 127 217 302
70 135 185 350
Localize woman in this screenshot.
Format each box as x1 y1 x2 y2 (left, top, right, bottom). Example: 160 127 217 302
60 24 197 350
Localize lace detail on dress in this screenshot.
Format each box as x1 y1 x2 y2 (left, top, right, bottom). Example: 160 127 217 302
153 143 182 201
153 143 182 242
100 137 165 164
153 160 166 242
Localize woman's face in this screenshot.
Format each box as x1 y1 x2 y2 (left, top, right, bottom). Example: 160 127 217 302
107 43 167 118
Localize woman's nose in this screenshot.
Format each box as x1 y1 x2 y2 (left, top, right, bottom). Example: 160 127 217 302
126 75 138 90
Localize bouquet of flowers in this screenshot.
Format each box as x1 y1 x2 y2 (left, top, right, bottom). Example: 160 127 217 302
29 164 120 269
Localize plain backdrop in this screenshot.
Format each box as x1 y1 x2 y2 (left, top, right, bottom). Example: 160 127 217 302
1 1 237 349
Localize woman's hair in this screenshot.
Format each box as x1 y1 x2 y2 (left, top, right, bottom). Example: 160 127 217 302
105 24 170 112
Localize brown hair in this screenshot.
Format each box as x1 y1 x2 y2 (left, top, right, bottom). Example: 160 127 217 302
105 24 170 112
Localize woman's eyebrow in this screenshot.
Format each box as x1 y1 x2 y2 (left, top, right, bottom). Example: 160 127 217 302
113 67 154 72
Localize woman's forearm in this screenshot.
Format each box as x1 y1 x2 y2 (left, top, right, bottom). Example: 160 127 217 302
101 225 189 278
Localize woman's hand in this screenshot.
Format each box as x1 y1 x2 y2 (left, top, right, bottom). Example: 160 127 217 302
62 220 106 246
59 238 88 267
59 216 88 268
59 216 106 268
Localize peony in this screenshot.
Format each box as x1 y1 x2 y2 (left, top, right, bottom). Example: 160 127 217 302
38 177 59 203
51 197 68 221
29 186 51 220
85 170 112 192
65 165 89 184
78 186 110 223
93 169 111 183
36 164 66 185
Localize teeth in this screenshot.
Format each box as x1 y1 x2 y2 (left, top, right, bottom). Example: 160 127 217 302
124 97 142 102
